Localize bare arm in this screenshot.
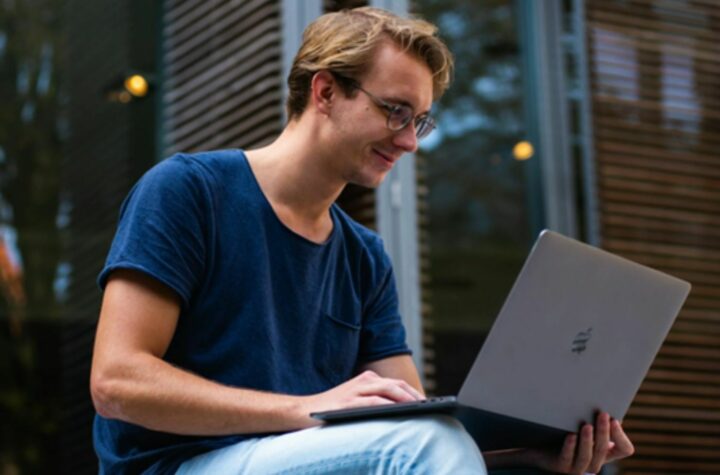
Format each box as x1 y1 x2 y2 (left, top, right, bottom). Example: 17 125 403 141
90 269 421 436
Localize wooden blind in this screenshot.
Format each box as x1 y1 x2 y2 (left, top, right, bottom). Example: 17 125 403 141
162 0 283 154
162 0 379 229
416 153 435 392
587 0 720 472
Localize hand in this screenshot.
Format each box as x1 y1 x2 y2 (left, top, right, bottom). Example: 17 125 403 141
525 412 635 474
297 370 424 426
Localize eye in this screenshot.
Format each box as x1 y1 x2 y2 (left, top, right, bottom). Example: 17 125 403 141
384 104 403 115
391 105 413 121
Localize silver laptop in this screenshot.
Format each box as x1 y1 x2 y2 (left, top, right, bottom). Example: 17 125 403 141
311 230 691 450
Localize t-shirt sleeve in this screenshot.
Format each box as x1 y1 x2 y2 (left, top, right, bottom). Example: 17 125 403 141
97 155 211 307
358 247 412 364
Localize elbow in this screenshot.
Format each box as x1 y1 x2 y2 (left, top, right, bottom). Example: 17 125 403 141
90 368 124 420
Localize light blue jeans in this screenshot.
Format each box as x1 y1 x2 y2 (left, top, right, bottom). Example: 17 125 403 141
176 415 488 474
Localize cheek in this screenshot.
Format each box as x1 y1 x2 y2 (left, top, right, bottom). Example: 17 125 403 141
333 105 392 147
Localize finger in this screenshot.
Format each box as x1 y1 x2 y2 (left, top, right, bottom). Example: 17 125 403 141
384 380 420 401
354 370 380 381
557 433 578 470
358 380 419 402
358 395 396 407
336 395 396 411
353 371 423 400
571 424 594 475
352 372 422 400
587 413 611 474
392 379 424 400
608 419 635 460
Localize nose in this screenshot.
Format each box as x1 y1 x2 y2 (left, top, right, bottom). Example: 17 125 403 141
392 122 418 153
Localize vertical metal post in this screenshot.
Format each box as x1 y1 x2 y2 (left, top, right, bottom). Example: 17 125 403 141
517 0 579 238
281 0 323 123
572 0 601 246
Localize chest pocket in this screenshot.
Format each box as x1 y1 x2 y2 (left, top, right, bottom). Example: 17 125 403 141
314 306 362 388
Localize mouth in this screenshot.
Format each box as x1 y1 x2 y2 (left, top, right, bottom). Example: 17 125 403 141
372 148 398 166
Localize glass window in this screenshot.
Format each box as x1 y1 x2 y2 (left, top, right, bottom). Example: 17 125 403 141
0 1 160 471
413 0 543 395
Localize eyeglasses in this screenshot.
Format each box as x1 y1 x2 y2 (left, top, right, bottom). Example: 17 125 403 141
334 73 436 139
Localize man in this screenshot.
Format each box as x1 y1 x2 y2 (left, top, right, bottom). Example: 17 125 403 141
90 7 634 474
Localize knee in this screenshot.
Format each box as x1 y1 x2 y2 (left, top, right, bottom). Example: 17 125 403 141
401 414 477 449
383 415 486 473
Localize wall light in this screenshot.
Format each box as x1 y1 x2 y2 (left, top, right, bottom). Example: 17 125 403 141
104 72 154 103
513 140 534 161
124 74 149 97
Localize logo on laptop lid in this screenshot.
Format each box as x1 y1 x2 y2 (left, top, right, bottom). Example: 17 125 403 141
572 327 593 354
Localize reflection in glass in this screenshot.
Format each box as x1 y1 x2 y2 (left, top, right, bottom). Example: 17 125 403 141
1 1 67 472
1 0 160 471
414 0 539 394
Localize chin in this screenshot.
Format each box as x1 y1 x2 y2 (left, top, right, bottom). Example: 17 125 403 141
349 172 388 189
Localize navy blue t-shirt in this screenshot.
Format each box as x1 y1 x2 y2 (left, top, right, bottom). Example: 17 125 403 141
94 150 411 474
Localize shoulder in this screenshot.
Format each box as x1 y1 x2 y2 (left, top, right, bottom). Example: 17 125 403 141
146 149 245 183
129 149 247 202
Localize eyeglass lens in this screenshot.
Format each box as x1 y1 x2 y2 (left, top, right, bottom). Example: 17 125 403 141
388 107 434 139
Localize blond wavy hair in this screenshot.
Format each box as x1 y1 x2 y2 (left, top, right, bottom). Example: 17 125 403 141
286 7 454 120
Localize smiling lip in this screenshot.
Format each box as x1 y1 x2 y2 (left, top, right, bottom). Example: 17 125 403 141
373 149 398 165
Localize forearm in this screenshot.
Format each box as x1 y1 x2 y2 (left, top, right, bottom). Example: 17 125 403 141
91 353 312 436
91 274 425 437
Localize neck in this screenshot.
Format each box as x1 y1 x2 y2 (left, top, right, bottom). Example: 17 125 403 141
245 120 346 240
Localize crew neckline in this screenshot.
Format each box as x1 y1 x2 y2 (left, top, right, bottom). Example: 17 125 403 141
238 149 338 248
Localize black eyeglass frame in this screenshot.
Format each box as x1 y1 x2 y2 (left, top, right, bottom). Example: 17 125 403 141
331 72 436 140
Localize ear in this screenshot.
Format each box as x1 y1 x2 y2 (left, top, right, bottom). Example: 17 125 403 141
310 70 337 116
